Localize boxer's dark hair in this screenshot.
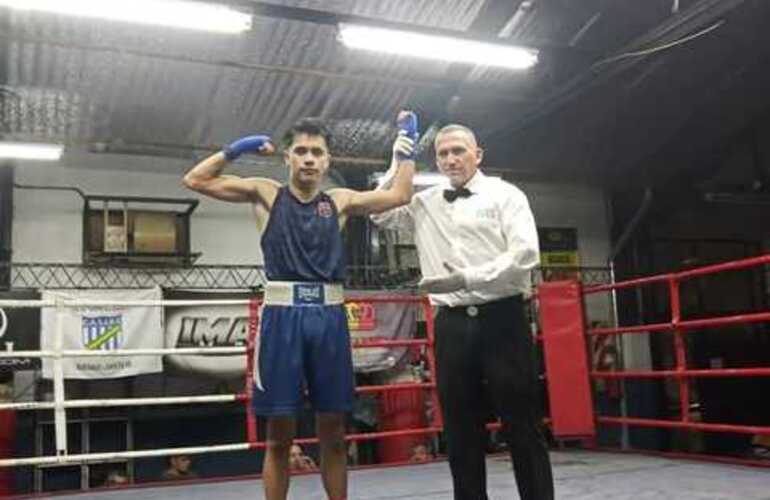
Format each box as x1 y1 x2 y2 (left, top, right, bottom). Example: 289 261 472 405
282 118 333 151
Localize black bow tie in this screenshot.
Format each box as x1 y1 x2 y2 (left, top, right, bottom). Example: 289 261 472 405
443 187 473 203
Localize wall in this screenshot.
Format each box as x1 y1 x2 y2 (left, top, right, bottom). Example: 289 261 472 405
12 152 337 266
519 180 610 268
13 154 613 270
514 179 613 324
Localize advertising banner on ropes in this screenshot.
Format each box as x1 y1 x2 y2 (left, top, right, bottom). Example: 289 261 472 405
163 290 418 377
164 290 251 379
347 290 418 373
41 288 163 379
0 290 41 372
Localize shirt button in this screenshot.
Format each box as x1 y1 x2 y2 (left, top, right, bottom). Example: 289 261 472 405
466 306 479 317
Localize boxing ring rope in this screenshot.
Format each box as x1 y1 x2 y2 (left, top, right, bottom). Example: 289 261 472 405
582 254 770 442
8 256 767 471
0 348 246 357
0 294 440 468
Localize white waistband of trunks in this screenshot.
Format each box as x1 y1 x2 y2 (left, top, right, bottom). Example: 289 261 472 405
263 281 345 306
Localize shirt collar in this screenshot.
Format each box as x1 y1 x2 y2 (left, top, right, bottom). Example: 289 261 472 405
434 169 486 193
462 170 485 192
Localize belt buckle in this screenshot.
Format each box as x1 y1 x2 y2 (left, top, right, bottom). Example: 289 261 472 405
466 305 479 317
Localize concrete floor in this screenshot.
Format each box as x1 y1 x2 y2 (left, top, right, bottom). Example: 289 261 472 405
55 451 770 499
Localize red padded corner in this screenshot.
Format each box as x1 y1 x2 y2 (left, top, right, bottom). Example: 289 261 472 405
538 281 596 438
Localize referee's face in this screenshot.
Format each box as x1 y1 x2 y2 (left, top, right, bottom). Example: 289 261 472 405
435 131 483 188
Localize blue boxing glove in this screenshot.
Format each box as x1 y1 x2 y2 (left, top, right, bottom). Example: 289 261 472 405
396 111 419 160
223 135 273 161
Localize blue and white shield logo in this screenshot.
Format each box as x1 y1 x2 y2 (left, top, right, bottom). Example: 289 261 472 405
82 315 123 351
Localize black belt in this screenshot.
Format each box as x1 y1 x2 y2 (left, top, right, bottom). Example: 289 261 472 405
442 294 523 318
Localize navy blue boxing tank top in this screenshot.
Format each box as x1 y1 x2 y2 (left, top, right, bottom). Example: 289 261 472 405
261 187 346 283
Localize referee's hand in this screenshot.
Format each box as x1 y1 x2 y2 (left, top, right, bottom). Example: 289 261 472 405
419 263 466 294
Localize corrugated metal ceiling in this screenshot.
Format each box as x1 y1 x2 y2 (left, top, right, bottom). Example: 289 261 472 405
0 0 492 161
2 0 761 184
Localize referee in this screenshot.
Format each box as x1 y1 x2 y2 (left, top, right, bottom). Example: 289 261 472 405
372 124 554 500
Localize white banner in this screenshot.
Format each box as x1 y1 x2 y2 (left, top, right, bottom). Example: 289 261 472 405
163 290 419 377
41 288 163 379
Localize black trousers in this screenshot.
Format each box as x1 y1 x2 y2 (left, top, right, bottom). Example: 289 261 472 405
435 295 554 500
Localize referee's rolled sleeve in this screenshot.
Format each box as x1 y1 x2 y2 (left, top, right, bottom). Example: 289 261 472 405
369 204 415 232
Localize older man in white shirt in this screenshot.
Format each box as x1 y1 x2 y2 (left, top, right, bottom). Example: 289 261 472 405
372 124 554 500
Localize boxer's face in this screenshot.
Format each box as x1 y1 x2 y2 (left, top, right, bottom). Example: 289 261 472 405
435 130 483 188
285 133 330 189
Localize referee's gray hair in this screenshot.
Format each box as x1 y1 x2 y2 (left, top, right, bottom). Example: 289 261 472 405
434 124 478 147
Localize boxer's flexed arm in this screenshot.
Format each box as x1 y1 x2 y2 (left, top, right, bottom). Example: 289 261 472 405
183 135 281 209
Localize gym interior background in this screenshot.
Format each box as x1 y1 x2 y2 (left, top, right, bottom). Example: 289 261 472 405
1 0 769 495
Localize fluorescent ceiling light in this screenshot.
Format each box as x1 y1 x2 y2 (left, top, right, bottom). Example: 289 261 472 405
339 23 538 70
0 0 252 33
0 142 64 161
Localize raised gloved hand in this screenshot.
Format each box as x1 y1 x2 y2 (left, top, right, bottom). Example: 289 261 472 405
223 135 275 161
418 262 466 295
396 110 419 160
392 134 415 162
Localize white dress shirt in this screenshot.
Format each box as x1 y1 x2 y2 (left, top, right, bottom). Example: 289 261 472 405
371 170 540 306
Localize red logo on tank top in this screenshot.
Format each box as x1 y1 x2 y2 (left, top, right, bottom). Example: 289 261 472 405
317 201 333 218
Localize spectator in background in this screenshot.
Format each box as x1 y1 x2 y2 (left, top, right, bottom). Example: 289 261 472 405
593 335 623 447
752 435 770 459
161 454 198 481
103 470 129 487
289 444 318 472
409 443 434 463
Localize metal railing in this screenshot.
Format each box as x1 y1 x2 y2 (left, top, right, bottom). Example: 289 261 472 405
584 255 770 446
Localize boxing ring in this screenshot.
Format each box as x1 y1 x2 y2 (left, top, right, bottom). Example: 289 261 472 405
34 452 770 500
584 255 770 458
0 295 441 467
1 256 769 498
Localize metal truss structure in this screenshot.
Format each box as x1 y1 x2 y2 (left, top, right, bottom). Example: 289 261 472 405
2 263 612 291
